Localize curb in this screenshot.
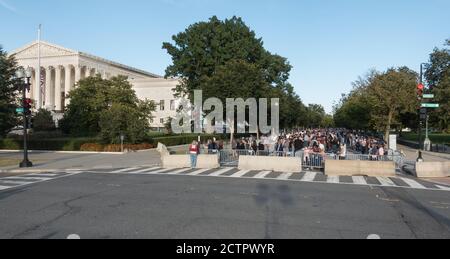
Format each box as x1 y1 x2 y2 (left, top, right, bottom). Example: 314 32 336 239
0 167 108 174
0 150 126 155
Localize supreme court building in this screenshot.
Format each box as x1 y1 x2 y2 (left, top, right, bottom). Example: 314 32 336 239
10 41 180 129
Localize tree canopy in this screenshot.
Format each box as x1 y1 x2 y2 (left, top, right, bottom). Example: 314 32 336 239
424 39 450 132
334 67 418 140
0 46 19 137
59 75 155 143
163 16 308 131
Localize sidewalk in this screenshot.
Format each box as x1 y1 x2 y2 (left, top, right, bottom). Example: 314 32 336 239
0 149 162 173
397 144 450 162
397 144 449 187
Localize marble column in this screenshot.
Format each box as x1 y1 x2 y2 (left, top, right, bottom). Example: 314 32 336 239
75 66 81 86
85 67 91 78
54 66 62 111
65 65 72 106
29 69 35 99
45 67 53 109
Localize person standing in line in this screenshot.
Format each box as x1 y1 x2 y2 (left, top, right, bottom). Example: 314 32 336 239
189 140 200 168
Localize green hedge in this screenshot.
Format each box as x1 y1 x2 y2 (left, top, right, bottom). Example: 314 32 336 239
0 137 99 151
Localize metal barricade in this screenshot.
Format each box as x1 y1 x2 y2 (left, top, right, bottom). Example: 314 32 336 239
219 149 255 166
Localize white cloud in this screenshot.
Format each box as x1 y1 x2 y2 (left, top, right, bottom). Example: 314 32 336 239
0 0 17 13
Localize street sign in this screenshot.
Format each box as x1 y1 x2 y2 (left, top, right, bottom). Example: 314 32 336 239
421 103 439 108
423 94 435 99
16 108 24 113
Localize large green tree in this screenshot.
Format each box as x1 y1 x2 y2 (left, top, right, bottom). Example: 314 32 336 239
425 39 450 132
163 16 280 97
60 75 155 143
163 16 305 132
334 68 418 141
367 67 418 142
0 46 19 137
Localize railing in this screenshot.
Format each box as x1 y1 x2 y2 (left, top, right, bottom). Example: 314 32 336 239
218 149 406 170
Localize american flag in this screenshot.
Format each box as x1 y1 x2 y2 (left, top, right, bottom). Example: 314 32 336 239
40 68 45 99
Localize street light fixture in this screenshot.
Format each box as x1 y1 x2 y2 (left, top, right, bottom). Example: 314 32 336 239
15 67 33 168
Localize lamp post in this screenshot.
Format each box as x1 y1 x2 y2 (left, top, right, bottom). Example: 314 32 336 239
15 68 33 168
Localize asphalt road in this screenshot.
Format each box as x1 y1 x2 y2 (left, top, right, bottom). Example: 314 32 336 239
0 172 449 239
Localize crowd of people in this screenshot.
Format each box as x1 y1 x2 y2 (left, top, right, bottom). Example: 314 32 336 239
228 129 388 160
188 129 390 168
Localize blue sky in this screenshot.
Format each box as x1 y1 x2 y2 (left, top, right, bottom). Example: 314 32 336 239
1 0 449 113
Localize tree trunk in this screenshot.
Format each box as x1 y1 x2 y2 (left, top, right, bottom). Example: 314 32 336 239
385 110 394 147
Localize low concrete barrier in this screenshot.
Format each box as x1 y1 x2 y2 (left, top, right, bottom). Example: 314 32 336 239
238 156 301 173
416 162 450 178
162 154 220 169
325 160 396 177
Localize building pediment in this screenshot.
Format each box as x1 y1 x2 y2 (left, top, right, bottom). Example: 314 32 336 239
11 41 78 59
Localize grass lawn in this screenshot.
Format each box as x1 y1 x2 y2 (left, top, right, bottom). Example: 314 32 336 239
400 132 450 144
0 159 21 167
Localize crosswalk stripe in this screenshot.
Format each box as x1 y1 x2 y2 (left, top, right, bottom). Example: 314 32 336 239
109 167 140 174
0 180 35 185
167 168 191 175
229 170 250 178
253 171 272 179
187 169 210 176
148 168 174 174
4 177 51 181
0 185 11 190
352 176 367 185
277 172 293 180
301 172 317 182
401 178 426 189
376 177 396 186
436 185 450 191
30 173 59 177
326 176 340 183
209 168 235 177
131 167 160 174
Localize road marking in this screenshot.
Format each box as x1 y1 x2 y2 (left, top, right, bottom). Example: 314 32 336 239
67 234 81 239
187 169 209 176
376 177 396 186
167 168 191 175
131 167 160 174
401 178 426 189
4 177 51 181
253 171 272 179
367 234 381 239
30 173 59 177
0 180 36 185
148 168 174 174
436 185 450 191
352 176 367 185
300 172 317 182
326 176 339 183
209 168 235 177
0 185 11 190
229 170 250 178
277 172 293 180
109 167 139 174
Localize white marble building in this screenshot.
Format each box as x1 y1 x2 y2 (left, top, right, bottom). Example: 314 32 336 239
10 41 180 129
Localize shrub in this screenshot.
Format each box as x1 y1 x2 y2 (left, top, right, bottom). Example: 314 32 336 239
0 138 20 150
103 143 153 152
80 143 104 152
33 109 56 132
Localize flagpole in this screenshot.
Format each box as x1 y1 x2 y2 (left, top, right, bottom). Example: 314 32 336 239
36 24 41 109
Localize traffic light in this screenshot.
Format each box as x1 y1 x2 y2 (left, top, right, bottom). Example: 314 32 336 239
23 98 33 116
420 108 427 120
417 83 424 99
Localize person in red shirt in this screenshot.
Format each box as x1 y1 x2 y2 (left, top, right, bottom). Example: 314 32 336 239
189 140 200 168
